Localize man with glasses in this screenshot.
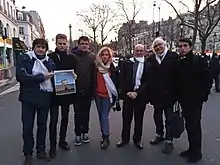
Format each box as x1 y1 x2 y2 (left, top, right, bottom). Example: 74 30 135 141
70 36 95 146
48 34 75 158
177 38 212 163
148 38 178 154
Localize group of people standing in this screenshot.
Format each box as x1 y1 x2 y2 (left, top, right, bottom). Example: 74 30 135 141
16 34 212 165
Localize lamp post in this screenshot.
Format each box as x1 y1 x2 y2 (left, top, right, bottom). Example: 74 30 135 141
180 22 184 38
153 1 156 38
213 32 217 53
157 6 161 37
69 24 73 49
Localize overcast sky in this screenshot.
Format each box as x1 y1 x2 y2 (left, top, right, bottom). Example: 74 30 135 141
15 0 191 50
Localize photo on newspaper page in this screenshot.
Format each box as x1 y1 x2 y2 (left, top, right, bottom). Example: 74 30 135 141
54 70 76 95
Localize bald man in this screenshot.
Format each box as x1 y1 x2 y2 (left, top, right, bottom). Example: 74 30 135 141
117 44 152 149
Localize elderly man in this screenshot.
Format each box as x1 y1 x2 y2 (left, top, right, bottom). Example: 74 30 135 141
148 38 178 154
116 44 152 149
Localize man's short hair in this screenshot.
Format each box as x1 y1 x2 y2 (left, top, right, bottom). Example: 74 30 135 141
78 36 90 44
32 38 48 51
179 38 193 47
55 34 67 42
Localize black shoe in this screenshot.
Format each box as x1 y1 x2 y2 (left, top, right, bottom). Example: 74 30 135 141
49 149 57 159
116 139 129 147
179 149 191 158
134 141 143 150
187 153 202 163
162 142 173 154
37 151 51 162
59 141 70 151
23 155 32 165
74 136 82 146
100 138 110 150
82 133 90 143
150 136 164 145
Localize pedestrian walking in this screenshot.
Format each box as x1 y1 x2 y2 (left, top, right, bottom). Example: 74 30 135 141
70 36 95 146
16 38 55 165
116 44 152 149
148 37 178 154
94 46 119 149
209 53 220 92
177 38 212 163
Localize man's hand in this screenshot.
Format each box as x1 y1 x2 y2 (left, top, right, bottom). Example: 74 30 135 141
127 92 138 99
72 72 77 79
44 72 54 79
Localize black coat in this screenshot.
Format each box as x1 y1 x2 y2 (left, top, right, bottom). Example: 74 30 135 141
119 58 152 103
177 51 212 103
48 51 75 105
147 51 179 109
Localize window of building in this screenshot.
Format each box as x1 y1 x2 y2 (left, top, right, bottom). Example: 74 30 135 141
13 10 16 19
17 13 23 20
6 24 10 37
7 1 9 16
19 27 24 35
13 28 16 37
10 6 12 18
3 0 6 12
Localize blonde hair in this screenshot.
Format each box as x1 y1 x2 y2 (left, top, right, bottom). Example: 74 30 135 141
97 46 113 58
96 46 113 64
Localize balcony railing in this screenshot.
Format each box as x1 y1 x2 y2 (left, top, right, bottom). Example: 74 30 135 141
4 10 7 15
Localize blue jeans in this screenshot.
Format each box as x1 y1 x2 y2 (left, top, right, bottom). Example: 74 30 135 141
95 95 111 136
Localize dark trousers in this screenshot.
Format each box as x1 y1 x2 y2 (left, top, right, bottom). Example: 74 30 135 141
180 101 203 154
153 105 174 140
49 104 70 149
73 94 92 136
214 74 220 91
121 97 146 142
21 102 49 155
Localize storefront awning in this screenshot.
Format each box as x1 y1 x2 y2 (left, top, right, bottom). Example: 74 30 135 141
12 37 28 50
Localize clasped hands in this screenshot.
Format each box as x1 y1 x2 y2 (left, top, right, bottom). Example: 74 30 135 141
127 92 138 99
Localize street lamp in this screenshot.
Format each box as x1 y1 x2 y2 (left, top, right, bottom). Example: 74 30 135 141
180 22 184 38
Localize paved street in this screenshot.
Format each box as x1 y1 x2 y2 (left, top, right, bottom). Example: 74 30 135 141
1 85 220 165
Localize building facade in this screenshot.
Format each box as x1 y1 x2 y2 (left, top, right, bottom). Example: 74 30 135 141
0 0 18 70
17 10 45 50
118 2 220 55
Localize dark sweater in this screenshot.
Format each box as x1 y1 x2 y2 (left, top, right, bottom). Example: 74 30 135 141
70 49 95 96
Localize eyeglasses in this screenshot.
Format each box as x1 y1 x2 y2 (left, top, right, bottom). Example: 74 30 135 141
179 44 189 48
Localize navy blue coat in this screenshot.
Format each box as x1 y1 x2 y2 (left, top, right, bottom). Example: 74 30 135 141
16 54 55 107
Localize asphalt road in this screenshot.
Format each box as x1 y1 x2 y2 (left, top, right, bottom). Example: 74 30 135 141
0 86 220 165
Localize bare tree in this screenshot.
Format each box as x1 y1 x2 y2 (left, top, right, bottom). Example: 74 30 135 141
164 0 220 53
77 4 102 52
116 0 142 55
98 4 119 45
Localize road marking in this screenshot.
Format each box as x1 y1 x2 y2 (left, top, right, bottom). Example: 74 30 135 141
0 83 20 96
